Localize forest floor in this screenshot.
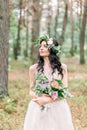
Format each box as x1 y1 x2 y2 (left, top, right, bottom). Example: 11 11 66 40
0 57 87 130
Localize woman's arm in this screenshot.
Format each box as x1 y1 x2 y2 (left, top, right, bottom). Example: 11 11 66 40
29 65 54 105
34 64 68 105
62 64 68 87
29 65 38 99
29 64 61 105
29 89 38 99
32 94 54 105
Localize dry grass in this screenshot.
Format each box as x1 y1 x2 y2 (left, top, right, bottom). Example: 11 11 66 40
0 58 87 130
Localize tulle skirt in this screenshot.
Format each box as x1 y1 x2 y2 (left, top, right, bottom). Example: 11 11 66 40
24 99 74 130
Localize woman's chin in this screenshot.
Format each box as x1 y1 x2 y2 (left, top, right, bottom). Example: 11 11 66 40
40 55 44 57
40 54 44 57
40 53 49 57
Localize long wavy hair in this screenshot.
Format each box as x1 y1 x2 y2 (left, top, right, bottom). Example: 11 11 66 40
37 37 63 78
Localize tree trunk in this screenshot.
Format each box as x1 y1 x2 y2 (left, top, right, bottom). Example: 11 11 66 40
54 0 59 40
25 9 29 57
24 0 29 57
9 0 12 15
9 0 12 28
40 0 50 35
69 0 74 56
79 0 87 64
31 0 41 63
47 4 52 37
60 0 68 45
0 0 9 97
13 0 23 60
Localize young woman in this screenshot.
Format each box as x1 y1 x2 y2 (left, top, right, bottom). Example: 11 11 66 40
23 36 74 130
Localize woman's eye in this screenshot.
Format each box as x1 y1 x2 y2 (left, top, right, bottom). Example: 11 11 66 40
39 44 48 48
44 44 48 48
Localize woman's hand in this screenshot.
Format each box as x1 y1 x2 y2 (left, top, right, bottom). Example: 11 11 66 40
29 89 38 99
32 94 53 105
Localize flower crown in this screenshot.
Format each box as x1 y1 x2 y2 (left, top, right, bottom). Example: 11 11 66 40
37 34 61 56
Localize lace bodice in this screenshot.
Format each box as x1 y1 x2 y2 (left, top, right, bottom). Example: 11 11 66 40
29 68 62 89
35 68 62 82
44 69 62 81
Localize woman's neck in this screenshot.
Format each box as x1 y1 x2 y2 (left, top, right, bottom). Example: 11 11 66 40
43 57 51 68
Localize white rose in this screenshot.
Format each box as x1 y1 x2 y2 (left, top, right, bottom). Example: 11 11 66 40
48 38 53 45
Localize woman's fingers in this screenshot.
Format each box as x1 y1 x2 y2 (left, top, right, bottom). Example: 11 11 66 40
32 98 38 101
42 94 50 97
33 93 38 98
32 96 53 105
32 98 36 101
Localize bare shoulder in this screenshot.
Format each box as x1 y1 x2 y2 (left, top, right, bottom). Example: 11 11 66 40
61 63 67 72
29 63 38 73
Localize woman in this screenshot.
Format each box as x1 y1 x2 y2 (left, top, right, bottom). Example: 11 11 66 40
24 36 74 130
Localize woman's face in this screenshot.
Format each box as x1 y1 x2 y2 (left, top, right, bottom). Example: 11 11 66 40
39 41 50 57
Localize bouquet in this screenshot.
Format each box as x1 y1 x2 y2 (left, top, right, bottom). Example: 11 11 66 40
34 71 73 101
34 71 74 110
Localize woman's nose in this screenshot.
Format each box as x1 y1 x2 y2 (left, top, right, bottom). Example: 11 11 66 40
40 46 44 50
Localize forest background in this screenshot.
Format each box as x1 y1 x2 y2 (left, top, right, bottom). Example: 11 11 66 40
0 0 87 129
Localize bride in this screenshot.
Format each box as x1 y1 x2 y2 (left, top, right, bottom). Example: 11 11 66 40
23 35 74 130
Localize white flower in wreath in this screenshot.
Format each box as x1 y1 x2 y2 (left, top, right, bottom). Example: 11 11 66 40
47 38 54 49
47 38 53 45
47 38 61 56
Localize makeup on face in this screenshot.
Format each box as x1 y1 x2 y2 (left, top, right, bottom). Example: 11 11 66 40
39 41 50 57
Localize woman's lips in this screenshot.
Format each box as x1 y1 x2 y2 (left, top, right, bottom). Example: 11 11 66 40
40 51 44 53
39 51 45 56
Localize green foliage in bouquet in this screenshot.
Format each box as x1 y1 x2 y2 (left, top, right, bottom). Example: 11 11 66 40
35 71 73 99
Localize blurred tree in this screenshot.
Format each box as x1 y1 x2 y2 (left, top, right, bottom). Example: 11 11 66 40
60 0 68 45
69 0 74 56
54 0 59 39
40 0 50 35
13 0 23 60
24 0 29 57
76 0 83 31
47 1 52 37
25 8 29 57
79 0 87 64
31 0 42 63
9 0 12 29
9 0 12 14
0 0 9 97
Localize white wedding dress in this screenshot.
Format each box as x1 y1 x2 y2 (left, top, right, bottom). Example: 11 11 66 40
23 69 74 130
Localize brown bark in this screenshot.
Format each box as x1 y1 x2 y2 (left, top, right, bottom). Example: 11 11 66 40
0 0 9 97
69 0 74 56
24 6 29 57
31 0 41 63
79 0 87 64
54 0 59 39
47 4 52 37
9 0 12 14
60 0 68 45
14 0 23 60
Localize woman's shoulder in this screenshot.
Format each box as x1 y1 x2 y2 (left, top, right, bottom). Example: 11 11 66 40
29 63 38 73
61 63 67 71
